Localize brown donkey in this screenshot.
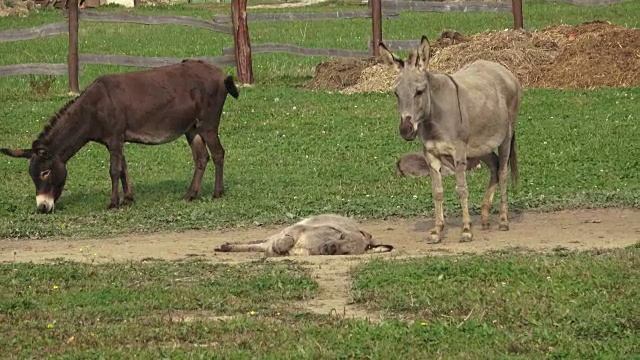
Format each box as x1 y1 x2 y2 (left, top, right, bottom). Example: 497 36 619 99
0 60 239 213
379 36 521 243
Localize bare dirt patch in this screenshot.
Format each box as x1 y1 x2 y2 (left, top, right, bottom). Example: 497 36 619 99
305 21 640 92
1 208 638 319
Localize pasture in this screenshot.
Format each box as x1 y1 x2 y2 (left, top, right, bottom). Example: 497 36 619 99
0 0 638 357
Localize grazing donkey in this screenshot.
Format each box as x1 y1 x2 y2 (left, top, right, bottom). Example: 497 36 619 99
396 151 482 178
379 36 521 243
1 60 239 213
215 214 394 256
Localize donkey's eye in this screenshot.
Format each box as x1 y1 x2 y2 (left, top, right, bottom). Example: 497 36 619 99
40 170 51 180
415 89 424 97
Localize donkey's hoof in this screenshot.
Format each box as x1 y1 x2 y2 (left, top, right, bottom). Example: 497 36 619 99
121 197 134 206
426 233 442 244
183 193 198 202
481 222 491 230
460 232 473 243
213 190 224 199
499 223 510 231
107 203 119 210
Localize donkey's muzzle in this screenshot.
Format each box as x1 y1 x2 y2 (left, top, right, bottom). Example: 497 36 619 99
399 118 417 141
36 194 55 214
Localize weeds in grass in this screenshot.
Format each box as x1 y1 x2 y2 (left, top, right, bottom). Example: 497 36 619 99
28 75 55 96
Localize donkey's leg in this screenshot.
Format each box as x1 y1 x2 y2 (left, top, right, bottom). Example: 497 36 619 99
184 131 210 201
497 137 513 231
198 128 225 199
107 143 124 210
453 146 473 242
479 152 499 230
196 97 226 199
424 151 445 244
120 153 134 206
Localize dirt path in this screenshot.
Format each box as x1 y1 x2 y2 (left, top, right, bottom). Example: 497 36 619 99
1 208 638 318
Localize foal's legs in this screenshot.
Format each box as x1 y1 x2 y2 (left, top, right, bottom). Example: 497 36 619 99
479 152 499 229
120 153 134 206
497 136 513 231
453 145 473 242
425 151 445 244
184 130 210 201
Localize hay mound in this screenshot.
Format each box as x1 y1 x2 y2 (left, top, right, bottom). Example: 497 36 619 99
303 57 380 91
0 0 36 17
533 23 640 88
306 21 640 93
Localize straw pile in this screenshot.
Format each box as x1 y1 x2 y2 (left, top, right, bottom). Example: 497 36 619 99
305 21 640 93
0 0 36 17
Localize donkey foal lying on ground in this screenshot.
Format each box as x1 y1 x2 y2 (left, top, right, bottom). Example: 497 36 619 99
380 36 521 243
214 214 394 256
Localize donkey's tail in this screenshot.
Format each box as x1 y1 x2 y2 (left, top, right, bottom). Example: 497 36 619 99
214 241 265 253
224 76 240 99
509 133 519 187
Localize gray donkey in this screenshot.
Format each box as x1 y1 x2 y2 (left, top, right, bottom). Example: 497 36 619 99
379 36 521 243
215 214 394 256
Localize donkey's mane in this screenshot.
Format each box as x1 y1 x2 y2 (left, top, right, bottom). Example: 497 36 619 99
34 90 86 146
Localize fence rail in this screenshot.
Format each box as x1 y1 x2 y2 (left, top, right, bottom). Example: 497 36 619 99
0 55 234 77
0 23 67 43
380 0 512 12
553 0 629 5
79 54 236 67
0 63 70 76
222 44 371 59
212 10 400 23
77 10 233 34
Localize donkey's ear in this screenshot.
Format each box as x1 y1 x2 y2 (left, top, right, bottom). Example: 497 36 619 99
416 35 431 71
378 42 404 70
359 230 373 242
0 148 33 159
32 140 51 159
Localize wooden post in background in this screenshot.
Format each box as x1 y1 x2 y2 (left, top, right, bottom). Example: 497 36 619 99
67 0 79 93
512 0 523 30
370 0 382 56
231 0 253 84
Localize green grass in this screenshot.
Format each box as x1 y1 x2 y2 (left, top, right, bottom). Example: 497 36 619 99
0 258 319 357
1 246 638 358
351 244 640 358
0 86 638 238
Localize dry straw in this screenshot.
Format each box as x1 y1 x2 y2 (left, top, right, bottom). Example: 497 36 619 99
306 21 640 93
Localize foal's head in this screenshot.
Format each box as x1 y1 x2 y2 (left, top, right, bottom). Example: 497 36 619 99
1 140 67 213
379 35 432 142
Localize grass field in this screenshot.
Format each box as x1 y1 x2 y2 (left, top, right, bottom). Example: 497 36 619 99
0 1 638 357
0 0 638 238
1 245 638 357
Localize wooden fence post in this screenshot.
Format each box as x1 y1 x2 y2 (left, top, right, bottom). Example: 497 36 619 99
512 0 523 29
231 0 253 84
371 0 382 56
68 0 79 93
